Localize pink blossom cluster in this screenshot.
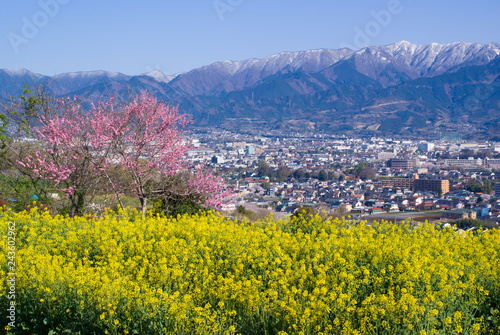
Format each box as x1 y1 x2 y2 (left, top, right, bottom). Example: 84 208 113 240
186 165 232 209
17 92 228 211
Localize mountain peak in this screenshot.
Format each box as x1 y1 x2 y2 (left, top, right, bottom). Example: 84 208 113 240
1 68 38 77
143 69 177 83
1 41 498 138
394 40 414 46
147 69 163 76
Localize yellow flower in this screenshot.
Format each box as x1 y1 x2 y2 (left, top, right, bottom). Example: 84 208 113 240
2 207 500 334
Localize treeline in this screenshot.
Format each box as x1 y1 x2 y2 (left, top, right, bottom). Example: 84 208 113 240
465 180 497 194
451 218 498 230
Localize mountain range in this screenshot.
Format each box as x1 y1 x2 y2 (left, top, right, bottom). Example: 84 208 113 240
1 41 499 139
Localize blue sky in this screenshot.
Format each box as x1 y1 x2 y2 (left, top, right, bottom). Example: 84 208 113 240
1 0 499 76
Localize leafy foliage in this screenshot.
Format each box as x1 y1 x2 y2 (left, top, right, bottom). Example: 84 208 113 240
451 218 499 230
152 195 204 218
345 163 377 180
465 180 494 194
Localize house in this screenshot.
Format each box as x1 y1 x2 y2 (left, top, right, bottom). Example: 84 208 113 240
419 201 435 210
352 200 364 209
476 207 489 217
266 188 276 197
353 194 365 201
397 199 409 206
222 202 236 212
338 203 353 213
443 209 477 220
369 208 384 214
383 203 400 212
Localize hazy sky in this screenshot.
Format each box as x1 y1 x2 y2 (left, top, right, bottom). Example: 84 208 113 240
1 0 499 76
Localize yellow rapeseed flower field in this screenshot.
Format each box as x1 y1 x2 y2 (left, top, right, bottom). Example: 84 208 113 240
1 206 499 334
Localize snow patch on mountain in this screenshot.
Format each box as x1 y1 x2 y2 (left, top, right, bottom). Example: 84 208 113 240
1 41 499 98
1 68 44 78
144 69 178 83
353 41 500 80
53 70 130 81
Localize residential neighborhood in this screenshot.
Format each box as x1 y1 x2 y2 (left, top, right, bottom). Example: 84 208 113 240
187 128 500 224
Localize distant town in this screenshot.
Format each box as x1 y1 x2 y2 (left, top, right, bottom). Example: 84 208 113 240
186 127 500 225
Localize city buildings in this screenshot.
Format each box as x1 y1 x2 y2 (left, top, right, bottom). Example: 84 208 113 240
418 142 435 152
186 127 500 223
444 158 483 166
387 159 415 170
443 209 477 220
414 177 450 195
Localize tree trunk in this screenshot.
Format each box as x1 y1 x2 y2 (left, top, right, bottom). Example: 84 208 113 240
140 197 147 218
115 193 125 210
69 193 78 217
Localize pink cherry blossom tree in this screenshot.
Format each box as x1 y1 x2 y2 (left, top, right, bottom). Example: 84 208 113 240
18 98 115 216
16 90 228 217
106 93 230 216
102 92 190 216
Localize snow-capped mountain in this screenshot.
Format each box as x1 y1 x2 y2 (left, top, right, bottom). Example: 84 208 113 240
1 41 499 138
1 68 45 78
348 41 500 85
2 41 498 97
143 70 178 83
49 70 131 94
167 48 356 96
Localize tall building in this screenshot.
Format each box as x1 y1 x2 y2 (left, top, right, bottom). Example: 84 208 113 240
211 156 224 164
414 177 449 194
444 158 483 166
485 158 500 168
375 178 414 189
418 142 434 152
387 159 415 170
495 183 500 196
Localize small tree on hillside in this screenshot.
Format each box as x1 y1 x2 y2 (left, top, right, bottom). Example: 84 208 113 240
101 92 223 216
151 167 227 217
17 97 115 216
1 85 75 211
